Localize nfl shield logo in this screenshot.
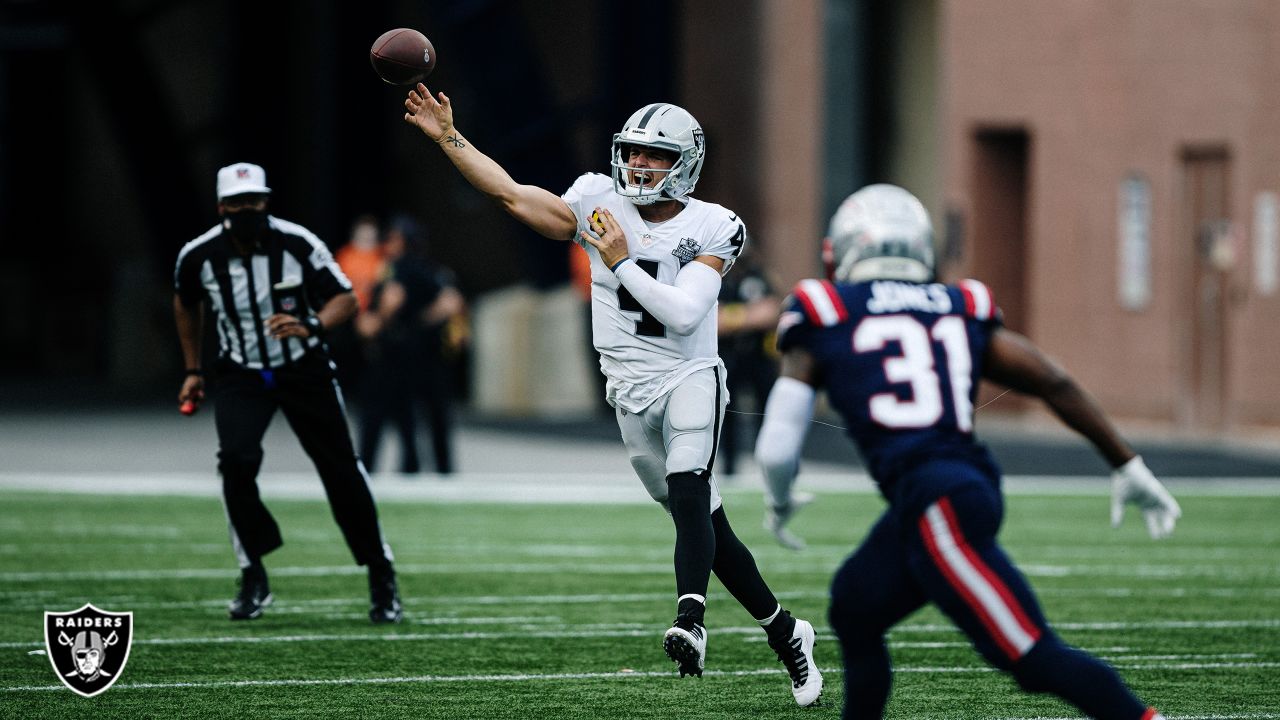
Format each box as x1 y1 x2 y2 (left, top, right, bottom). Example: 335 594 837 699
44 604 133 697
280 296 297 313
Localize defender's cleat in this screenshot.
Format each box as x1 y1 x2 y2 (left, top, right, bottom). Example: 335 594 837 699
228 567 272 621
663 620 707 678
769 617 823 706
368 563 403 624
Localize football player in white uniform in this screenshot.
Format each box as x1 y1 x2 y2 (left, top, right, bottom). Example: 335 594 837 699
403 88 822 706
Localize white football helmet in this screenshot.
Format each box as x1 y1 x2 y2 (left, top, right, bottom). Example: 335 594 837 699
611 103 705 205
826 184 935 282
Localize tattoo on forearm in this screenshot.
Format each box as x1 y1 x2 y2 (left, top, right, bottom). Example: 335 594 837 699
440 134 465 148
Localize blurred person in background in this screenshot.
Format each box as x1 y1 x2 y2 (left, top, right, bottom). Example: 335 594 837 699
336 214 386 312
715 249 781 478
331 214 386 393
403 87 822 706
173 162 401 624
356 214 464 475
755 183 1180 720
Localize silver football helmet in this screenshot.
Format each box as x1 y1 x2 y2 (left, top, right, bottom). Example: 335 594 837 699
611 103 705 205
826 184 935 282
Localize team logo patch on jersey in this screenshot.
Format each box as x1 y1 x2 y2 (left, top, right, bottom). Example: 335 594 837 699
672 237 702 265
44 604 134 697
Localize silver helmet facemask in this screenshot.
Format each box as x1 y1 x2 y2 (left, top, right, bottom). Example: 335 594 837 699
610 103 705 205
826 184 936 283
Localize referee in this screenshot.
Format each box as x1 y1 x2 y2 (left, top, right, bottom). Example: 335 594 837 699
174 162 401 623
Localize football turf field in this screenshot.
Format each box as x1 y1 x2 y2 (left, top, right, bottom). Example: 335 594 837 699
0 482 1276 719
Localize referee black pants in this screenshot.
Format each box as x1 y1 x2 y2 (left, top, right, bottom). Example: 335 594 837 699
214 352 391 568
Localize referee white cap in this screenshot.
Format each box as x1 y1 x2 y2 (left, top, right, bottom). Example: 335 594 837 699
217 162 272 200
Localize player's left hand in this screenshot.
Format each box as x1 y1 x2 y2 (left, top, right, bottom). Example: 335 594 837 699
1111 455 1182 540
266 313 310 339
764 491 815 551
581 208 630 268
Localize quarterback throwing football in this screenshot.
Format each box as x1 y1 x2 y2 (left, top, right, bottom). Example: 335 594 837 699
403 87 821 705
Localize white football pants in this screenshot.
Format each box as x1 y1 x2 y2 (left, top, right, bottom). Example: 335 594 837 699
616 366 728 512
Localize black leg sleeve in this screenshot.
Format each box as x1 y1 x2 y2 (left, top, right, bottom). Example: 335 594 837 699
667 471 715 601
709 507 779 619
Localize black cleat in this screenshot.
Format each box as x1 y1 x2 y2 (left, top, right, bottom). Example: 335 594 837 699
228 565 272 621
368 562 403 624
663 618 707 677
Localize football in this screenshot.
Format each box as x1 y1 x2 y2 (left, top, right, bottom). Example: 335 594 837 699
369 28 436 85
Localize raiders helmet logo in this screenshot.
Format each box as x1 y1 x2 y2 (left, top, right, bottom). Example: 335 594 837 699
44 604 133 697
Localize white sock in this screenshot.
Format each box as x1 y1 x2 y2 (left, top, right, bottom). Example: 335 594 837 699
677 593 706 608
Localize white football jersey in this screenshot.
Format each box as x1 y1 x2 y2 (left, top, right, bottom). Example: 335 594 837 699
562 173 747 413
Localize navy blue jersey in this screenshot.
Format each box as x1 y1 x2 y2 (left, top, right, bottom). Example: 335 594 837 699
777 278 1003 490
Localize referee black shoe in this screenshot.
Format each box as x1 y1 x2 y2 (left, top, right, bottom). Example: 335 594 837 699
228 564 272 621
368 562 403 624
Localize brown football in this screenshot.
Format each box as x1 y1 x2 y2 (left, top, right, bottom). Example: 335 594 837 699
370 28 436 86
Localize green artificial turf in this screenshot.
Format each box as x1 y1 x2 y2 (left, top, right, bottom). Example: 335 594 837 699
0 487 1276 718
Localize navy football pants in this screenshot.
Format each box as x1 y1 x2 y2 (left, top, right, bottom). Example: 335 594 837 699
829 459 1151 719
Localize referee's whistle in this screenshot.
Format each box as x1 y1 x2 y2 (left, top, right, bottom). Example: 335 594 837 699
179 400 199 416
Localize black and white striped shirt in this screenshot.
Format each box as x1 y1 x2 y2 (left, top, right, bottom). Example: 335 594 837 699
174 216 353 370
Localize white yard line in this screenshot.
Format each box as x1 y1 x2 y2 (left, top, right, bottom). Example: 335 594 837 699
1 472 1277 504
2 620 1277 650
3 560 1275 584
4 662 1279 694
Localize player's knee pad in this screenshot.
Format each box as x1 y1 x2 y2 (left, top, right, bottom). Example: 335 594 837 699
628 455 670 505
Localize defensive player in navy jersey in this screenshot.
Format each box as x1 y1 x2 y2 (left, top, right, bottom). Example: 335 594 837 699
754 184 1180 719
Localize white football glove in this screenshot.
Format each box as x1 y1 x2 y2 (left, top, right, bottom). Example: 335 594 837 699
1110 455 1181 540
764 491 814 551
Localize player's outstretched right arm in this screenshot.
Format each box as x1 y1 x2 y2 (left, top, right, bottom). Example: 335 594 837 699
983 327 1181 538
404 84 577 241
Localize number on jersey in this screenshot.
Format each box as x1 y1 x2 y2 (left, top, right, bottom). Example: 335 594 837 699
617 259 666 337
852 315 973 431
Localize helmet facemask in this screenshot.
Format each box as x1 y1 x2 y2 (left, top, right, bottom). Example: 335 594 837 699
610 103 705 205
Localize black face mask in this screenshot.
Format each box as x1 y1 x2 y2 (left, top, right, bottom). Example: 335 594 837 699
223 209 268 244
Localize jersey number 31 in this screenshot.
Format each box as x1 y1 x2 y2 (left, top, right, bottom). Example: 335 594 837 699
853 315 974 431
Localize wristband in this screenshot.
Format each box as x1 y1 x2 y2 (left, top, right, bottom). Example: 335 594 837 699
609 257 631 273
185 369 204 377
303 315 325 338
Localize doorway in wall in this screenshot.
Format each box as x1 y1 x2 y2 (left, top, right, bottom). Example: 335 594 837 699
1181 147 1232 430
969 128 1030 334
969 128 1030 413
